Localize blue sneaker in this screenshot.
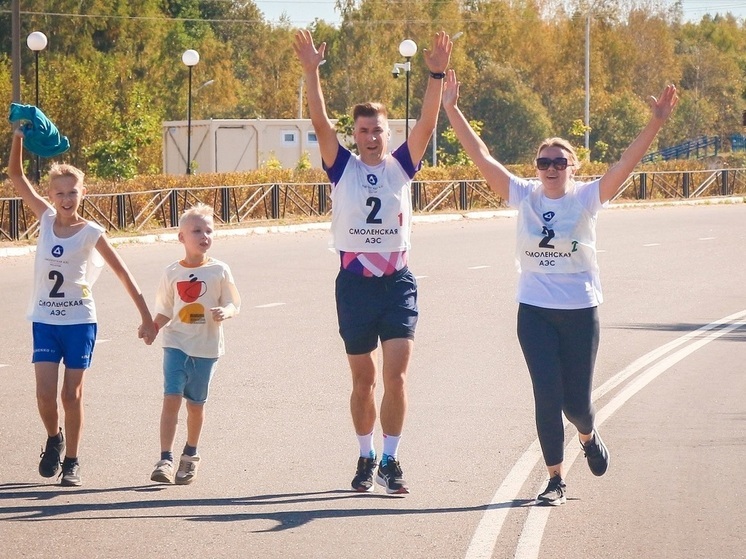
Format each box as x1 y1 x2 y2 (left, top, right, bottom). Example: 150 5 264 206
375 457 409 495
351 457 377 492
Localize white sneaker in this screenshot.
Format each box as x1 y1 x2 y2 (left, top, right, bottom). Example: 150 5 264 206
175 454 200 485
150 459 174 484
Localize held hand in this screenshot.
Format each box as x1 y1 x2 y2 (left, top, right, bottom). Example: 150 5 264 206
441 69 460 110
138 322 157 346
423 30 453 74
293 29 326 73
649 84 679 122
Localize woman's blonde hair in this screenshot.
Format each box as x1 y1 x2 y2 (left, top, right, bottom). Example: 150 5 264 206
536 137 580 169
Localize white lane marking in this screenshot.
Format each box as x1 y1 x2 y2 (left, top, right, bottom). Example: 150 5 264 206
468 265 490 270
415 275 428 279
0 364 8 368
465 309 746 559
97 339 110 344
643 243 660 247
514 316 746 559
255 303 286 308
698 237 715 241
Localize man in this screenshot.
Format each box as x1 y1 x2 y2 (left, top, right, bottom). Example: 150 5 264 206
294 29 452 494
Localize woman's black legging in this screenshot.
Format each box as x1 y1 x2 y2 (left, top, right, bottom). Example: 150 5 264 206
517 303 599 467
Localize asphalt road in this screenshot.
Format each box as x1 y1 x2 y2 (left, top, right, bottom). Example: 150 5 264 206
0 201 744 559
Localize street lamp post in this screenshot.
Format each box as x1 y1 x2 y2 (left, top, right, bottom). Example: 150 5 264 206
27 31 47 184
182 49 200 175
392 39 418 139
393 39 419 208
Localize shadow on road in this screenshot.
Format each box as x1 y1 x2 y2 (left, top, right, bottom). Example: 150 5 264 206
0 483 534 531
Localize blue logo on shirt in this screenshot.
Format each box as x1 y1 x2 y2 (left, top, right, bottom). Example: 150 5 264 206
542 211 555 222
367 174 378 186
51 245 64 258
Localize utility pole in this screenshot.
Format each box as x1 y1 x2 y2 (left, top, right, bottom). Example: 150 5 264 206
12 0 21 102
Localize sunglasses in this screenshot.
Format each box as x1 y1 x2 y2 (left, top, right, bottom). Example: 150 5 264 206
536 157 571 171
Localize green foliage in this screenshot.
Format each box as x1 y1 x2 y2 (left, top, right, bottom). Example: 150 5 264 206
295 151 312 172
2 0 746 179
438 120 484 167
334 114 356 150
261 153 283 170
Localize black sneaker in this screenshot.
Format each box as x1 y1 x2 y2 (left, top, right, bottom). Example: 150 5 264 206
60 460 82 487
581 430 609 476
536 475 566 506
375 457 409 495
351 457 377 492
38 430 65 478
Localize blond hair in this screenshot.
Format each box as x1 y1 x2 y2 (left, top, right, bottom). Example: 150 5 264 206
48 163 85 186
536 137 580 169
179 203 214 228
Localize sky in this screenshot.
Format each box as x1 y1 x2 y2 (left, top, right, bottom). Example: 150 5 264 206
253 1 746 26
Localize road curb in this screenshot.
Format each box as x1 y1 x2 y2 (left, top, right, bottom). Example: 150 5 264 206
1 196 742 258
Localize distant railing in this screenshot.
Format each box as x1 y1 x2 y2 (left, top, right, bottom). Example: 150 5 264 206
642 136 720 163
1 171 744 241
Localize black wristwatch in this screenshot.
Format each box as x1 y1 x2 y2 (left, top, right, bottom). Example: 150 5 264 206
429 71 446 79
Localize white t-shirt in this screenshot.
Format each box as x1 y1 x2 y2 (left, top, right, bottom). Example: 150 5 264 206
28 208 104 324
155 258 241 358
509 177 606 309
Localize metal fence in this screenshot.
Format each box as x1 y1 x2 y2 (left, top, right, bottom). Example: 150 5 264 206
1 169 744 241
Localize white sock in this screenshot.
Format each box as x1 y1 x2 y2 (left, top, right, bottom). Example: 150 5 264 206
356 431 375 458
382 433 401 461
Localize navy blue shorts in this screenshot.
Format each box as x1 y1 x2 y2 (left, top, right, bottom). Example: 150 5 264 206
335 267 418 355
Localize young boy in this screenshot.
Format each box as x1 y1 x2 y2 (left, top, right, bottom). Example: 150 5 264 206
8 129 157 487
149 203 240 485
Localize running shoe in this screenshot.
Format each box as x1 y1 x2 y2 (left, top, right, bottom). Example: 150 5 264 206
38 430 65 478
536 475 566 506
581 430 609 476
175 454 200 485
60 460 82 487
150 459 175 484
375 457 409 495
351 457 377 492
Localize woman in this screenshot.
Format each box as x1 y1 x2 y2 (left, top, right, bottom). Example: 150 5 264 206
441 69 678 505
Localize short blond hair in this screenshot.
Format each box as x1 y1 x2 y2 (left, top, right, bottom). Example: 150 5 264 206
536 137 580 169
48 163 85 186
179 203 214 228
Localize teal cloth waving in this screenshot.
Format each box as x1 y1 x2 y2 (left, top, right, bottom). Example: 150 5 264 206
8 103 70 157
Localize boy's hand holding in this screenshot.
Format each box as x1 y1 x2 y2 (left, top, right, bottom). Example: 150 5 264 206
138 321 158 345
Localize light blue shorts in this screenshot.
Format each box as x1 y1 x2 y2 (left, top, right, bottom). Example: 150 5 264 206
162 347 218 404
32 322 97 369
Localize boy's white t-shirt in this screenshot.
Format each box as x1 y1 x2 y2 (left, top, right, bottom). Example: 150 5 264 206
509 177 606 310
155 258 241 358
28 208 105 324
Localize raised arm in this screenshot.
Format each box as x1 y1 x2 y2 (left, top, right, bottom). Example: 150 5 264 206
293 29 339 168
8 130 52 219
441 70 512 199
598 84 678 203
407 31 452 164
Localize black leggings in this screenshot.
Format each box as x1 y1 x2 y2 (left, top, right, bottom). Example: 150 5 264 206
517 303 599 467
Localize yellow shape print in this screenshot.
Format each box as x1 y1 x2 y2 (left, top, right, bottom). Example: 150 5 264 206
179 303 206 324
